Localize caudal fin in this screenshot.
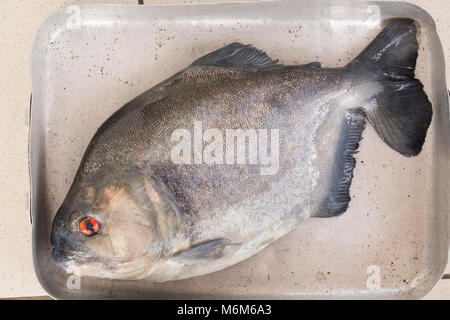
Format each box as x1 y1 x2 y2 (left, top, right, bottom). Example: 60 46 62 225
348 18 432 157
315 19 432 218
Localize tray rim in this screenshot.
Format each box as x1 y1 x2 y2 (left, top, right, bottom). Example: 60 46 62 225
29 0 449 299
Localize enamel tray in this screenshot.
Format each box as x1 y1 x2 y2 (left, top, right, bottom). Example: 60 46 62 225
30 0 449 299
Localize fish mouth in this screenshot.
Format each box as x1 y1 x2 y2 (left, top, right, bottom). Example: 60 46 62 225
52 247 101 273
52 247 77 272
52 247 87 263
51 247 147 280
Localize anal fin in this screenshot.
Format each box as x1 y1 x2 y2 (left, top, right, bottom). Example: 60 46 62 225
315 111 366 217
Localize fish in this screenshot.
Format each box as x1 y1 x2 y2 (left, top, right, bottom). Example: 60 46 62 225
51 19 432 281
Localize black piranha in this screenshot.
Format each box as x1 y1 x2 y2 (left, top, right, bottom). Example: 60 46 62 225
51 19 432 281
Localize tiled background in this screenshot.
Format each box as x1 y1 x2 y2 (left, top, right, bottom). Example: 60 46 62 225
0 0 448 299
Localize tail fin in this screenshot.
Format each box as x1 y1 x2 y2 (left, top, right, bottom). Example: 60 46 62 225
315 19 432 218
348 19 432 156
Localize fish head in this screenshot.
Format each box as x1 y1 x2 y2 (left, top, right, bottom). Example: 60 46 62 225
50 168 173 280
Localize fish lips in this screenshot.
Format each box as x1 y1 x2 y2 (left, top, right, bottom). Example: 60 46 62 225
51 231 80 266
51 241 98 273
51 247 72 266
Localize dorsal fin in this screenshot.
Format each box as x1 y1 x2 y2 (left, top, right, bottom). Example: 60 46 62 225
191 42 281 70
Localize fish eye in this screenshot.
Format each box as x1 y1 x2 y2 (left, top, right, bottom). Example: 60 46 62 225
79 216 100 237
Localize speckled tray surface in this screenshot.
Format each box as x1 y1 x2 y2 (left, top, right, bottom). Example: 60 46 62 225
30 0 449 299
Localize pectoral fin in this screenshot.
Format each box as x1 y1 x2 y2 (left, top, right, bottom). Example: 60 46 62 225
173 239 237 260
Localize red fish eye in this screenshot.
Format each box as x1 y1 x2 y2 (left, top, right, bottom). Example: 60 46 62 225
79 217 100 236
